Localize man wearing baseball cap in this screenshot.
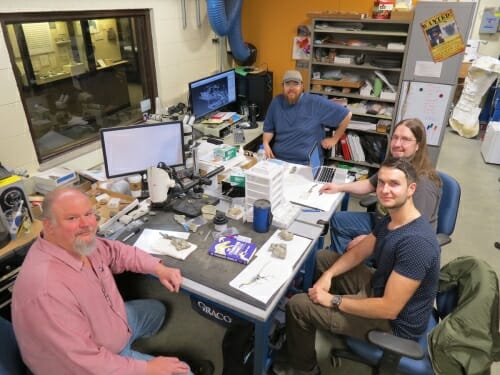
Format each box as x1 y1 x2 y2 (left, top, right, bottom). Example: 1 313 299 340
262 70 351 165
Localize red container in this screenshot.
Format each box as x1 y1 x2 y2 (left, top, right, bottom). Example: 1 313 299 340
373 0 394 19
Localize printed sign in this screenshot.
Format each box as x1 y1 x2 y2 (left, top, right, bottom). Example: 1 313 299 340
421 9 465 62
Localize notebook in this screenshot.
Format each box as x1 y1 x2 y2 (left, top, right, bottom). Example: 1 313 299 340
308 143 346 184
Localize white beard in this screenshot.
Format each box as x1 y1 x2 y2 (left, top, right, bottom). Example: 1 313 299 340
74 236 96 256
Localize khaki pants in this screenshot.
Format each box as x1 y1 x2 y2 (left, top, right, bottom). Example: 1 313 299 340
285 250 392 370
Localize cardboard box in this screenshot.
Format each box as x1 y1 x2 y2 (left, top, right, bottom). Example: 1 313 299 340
214 145 237 161
390 9 414 21
380 91 397 100
459 62 472 79
229 173 245 187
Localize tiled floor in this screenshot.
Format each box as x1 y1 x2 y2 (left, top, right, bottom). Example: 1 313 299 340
132 127 500 374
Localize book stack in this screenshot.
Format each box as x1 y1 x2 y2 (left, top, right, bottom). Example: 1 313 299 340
347 133 366 162
337 132 366 162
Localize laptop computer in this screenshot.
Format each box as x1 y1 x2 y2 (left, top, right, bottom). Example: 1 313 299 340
308 143 347 184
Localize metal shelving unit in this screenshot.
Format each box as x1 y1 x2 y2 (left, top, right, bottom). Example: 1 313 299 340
307 18 412 172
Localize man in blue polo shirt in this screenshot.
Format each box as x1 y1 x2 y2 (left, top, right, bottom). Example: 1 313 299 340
262 70 351 165
272 157 440 375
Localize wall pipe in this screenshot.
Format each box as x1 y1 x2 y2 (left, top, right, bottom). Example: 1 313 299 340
195 0 202 28
181 0 187 29
206 0 250 63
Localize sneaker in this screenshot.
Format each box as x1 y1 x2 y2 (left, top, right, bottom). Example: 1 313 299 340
271 362 321 375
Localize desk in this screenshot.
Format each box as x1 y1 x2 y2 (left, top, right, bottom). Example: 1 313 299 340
223 122 263 152
139 209 323 375
282 163 345 288
0 220 42 259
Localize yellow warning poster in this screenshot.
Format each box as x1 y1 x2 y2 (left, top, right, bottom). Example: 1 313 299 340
420 9 465 62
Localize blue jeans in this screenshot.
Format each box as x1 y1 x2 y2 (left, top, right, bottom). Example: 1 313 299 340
120 299 193 375
329 211 376 253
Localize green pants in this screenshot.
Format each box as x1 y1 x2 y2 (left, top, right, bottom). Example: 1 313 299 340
285 250 392 371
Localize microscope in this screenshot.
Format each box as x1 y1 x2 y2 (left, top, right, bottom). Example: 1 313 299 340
147 142 224 217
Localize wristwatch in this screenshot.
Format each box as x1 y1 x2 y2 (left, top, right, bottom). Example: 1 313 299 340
331 295 343 310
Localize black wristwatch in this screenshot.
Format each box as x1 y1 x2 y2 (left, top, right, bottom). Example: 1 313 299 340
331 295 343 310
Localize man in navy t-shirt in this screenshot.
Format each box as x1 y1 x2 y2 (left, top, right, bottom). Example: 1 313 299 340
272 157 440 375
262 70 351 165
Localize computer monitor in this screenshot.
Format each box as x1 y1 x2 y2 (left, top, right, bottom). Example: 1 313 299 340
188 69 237 120
100 121 185 178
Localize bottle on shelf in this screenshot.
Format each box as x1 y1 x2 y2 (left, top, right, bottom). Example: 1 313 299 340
233 125 245 144
256 145 266 162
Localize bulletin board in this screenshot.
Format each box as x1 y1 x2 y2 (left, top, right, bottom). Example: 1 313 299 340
396 81 454 146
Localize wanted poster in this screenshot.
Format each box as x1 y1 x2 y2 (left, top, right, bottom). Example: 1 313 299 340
421 9 465 62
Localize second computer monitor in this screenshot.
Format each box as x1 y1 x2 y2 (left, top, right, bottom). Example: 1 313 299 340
188 69 237 120
100 121 184 179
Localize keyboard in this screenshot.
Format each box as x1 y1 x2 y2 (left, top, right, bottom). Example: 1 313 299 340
316 166 336 183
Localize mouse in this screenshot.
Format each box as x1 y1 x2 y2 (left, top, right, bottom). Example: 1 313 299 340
239 121 251 128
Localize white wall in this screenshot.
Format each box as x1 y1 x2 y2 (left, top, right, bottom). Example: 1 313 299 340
472 0 500 58
0 0 221 176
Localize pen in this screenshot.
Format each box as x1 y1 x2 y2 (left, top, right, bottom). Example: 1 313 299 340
122 229 140 242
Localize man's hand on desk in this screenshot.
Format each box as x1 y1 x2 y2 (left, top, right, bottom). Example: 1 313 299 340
155 263 183 293
319 183 343 194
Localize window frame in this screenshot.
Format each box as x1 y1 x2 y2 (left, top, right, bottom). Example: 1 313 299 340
0 9 158 164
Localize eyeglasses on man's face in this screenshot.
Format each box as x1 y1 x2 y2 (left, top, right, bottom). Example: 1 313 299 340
391 136 416 145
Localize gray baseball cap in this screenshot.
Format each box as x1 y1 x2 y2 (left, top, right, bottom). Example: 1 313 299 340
283 70 303 84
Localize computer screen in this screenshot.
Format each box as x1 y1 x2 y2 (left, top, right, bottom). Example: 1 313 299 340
100 121 185 178
188 69 237 120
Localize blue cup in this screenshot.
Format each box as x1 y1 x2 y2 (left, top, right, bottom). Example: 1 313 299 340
253 199 272 233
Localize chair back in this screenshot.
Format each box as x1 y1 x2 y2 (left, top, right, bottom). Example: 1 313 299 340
0 316 27 375
436 171 461 239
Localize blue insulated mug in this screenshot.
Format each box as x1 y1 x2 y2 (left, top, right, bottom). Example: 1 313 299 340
253 199 272 233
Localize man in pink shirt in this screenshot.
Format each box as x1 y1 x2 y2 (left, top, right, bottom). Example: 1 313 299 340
12 188 194 375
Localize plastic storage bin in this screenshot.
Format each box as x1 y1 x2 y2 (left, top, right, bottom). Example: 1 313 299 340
244 161 285 222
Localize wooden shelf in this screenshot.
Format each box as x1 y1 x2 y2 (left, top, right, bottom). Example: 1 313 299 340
311 78 364 89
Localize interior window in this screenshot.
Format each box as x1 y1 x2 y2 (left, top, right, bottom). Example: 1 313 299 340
1 10 157 163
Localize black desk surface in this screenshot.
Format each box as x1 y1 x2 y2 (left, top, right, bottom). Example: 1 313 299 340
141 211 293 310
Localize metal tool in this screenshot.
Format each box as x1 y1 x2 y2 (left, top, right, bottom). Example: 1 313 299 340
239 262 271 288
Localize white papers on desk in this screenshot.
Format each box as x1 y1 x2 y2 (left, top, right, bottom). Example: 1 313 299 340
230 229 311 303
284 172 342 211
134 228 197 260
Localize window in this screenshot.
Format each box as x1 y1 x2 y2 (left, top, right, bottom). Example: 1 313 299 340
1 10 157 163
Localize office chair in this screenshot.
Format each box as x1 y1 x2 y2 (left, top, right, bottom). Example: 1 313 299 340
434 171 460 246
353 171 461 246
0 316 30 375
330 256 500 375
